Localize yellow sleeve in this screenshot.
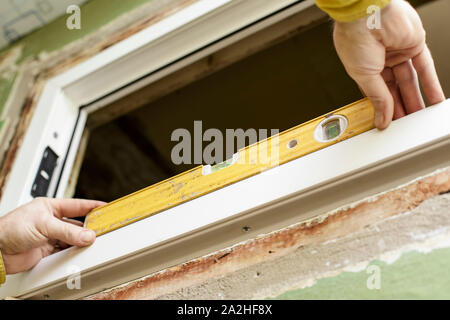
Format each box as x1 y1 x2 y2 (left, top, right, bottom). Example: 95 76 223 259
315 0 391 22
0 249 6 285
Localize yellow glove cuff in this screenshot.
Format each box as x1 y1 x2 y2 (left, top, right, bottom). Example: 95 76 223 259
0 249 6 285
315 0 391 22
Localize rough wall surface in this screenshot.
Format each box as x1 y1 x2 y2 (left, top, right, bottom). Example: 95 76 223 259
172 194 450 300
88 168 450 300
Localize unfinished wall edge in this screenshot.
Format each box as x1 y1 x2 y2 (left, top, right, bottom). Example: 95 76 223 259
86 167 450 299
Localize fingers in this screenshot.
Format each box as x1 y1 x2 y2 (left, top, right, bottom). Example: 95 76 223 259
47 198 106 219
43 216 96 247
32 198 102 247
382 45 444 120
412 45 446 105
381 68 406 120
354 73 394 129
393 60 425 114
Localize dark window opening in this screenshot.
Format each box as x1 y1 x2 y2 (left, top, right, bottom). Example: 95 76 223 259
74 21 362 202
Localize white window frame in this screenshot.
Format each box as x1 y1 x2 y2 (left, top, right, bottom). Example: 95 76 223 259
0 0 449 299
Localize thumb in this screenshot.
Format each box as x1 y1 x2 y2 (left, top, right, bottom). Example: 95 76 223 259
353 73 394 130
44 217 96 247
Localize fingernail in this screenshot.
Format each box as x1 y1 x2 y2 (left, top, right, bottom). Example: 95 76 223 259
375 112 384 128
81 230 95 243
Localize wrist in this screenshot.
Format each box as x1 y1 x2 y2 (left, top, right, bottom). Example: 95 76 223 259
335 0 393 27
317 0 392 23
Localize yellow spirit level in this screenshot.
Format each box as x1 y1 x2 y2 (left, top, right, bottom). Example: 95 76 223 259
85 98 375 236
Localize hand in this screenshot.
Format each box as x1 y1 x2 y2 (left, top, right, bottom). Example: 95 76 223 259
0 197 105 274
333 0 445 129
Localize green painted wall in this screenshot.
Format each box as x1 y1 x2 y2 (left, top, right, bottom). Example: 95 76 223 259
0 72 17 113
0 0 153 117
270 248 450 300
9 0 152 64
